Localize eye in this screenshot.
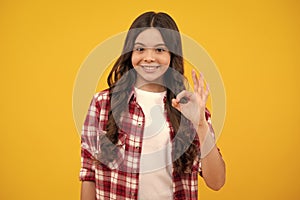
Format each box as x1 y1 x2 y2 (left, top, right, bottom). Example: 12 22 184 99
155 47 168 53
134 47 145 52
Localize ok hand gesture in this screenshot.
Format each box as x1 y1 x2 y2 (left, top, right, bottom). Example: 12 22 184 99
172 70 209 129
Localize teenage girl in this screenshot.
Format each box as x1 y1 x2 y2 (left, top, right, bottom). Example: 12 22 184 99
80 11 225 200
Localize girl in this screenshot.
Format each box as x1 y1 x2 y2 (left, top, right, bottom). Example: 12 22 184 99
80 11 225 200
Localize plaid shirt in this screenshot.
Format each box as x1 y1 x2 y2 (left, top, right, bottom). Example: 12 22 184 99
80 89 213 200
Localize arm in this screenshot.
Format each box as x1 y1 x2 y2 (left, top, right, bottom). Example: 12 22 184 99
80 148 97 199
81 181 96 200
80 94 100 199
196 123 226 191
172 70 226 191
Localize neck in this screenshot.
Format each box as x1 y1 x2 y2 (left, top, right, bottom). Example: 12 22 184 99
135 82 166 92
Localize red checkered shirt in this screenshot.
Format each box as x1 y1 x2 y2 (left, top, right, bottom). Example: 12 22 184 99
80 89 213 200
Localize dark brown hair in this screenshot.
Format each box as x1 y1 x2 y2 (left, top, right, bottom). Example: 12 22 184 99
101 11 198 174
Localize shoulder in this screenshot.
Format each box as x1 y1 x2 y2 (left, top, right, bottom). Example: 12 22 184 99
88 89 111 113
92 88 110 102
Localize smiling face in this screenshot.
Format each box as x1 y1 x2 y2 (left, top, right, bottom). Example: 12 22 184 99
131 28 171 92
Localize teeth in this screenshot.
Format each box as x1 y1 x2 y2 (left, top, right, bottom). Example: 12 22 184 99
142 65 159 69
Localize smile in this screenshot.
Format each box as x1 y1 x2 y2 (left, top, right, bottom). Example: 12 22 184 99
141 65 160 72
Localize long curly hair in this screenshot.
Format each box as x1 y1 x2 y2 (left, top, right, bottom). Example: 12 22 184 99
100 11 199 174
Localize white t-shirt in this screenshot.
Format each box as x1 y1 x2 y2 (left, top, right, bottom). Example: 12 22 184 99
134 87 173 200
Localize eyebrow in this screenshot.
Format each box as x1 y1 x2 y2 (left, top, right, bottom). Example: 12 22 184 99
133 42 167 47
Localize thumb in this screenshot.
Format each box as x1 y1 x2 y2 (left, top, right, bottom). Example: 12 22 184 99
172 98 181 112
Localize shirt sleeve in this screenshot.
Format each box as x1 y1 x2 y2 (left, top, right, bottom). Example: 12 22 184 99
79 94 100 182
80 148 96 181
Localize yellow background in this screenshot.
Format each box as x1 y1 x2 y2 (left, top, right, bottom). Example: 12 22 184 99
1 0 299 199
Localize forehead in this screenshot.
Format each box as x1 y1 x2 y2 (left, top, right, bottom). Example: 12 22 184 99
134 28 165 46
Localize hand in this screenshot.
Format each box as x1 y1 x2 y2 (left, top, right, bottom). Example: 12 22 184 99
172 70 209 128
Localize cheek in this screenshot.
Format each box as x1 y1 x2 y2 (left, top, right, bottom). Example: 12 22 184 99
161 54 171 66
131 53 141 67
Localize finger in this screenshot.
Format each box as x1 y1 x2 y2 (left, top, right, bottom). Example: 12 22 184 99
172 98 181 111
206 82 210 96
176 90 193 102
192 70 199 93
199 72 205 94
203 82 210 101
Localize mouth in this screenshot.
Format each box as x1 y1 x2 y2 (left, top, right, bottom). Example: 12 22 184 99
141 65 160 72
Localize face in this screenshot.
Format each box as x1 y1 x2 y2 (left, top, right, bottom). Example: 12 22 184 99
131 28 171 92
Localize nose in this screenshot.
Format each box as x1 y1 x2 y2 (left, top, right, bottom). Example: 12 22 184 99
143 49 155 62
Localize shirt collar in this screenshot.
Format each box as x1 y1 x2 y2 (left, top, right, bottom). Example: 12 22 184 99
127 87 167 104
127 87 136 104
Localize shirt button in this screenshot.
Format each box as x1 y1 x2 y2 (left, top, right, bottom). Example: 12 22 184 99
138 123 142 127
135 146 140 150
130 192 136 197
